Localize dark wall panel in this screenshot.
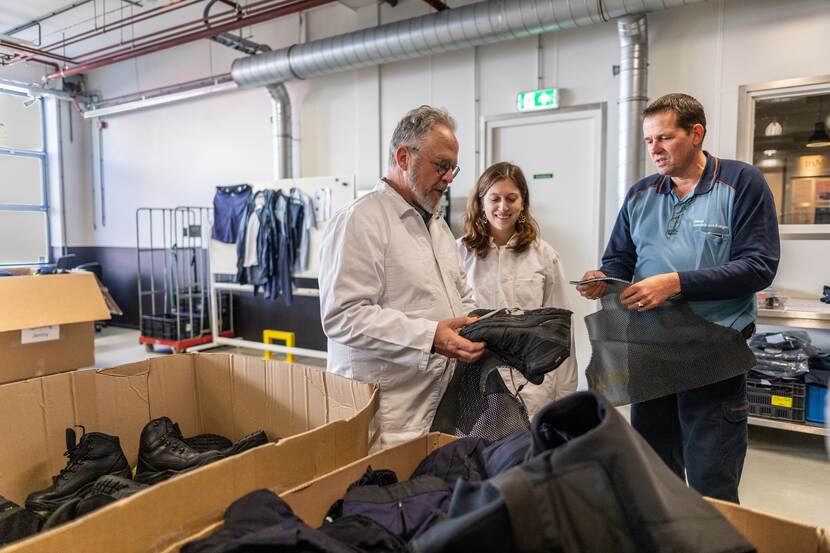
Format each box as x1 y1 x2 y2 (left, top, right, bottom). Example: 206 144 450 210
55 247 326 350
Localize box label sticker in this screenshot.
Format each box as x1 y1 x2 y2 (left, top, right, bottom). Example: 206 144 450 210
21 325 60 344
770 395 793 409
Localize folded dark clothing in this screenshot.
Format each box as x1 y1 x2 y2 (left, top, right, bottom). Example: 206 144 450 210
811 353 830 372
481 428 532 478
320 515 409 553
183 489 407 553
411 438 489 487
0 496 42 546
341 475 451 541
752 349 811 363
748 369 805 383
749 330 816 353
806 368 830 387
326 466 399 521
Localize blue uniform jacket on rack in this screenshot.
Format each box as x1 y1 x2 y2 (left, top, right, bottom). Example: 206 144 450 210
226 187 311 304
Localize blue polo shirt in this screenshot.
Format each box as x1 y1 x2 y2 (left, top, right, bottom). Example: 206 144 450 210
600 152 780 331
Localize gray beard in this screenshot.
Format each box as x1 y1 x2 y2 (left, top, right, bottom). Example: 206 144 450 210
408 177 439 213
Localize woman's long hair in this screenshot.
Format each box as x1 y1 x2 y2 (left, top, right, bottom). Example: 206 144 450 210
461 162 539 258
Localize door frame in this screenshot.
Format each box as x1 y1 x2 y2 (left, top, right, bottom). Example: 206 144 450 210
480 103 607 263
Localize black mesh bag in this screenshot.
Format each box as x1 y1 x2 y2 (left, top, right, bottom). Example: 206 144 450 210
585 281 756 406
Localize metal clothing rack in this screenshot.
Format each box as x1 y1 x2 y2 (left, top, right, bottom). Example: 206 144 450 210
189 175 356 360
136 206 233 352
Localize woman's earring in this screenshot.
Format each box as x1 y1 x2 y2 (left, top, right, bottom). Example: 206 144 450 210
518 213 527 224
480 212 488 225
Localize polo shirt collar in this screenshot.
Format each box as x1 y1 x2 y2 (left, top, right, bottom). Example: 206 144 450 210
657 151 719 196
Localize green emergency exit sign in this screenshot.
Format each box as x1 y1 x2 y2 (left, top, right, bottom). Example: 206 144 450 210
516 88 559 112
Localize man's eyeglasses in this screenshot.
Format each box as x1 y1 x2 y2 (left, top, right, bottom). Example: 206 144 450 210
408 145 460 179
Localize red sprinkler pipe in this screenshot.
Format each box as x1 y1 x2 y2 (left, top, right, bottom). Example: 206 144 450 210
44 0 332 82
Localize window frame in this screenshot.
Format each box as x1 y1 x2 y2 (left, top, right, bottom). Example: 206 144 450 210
737 74 830 238
0 89 51 266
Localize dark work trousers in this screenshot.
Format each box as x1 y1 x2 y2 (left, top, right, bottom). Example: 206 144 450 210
630 372 748 503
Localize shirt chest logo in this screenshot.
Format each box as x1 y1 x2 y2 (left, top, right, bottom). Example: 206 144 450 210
692 220 728 233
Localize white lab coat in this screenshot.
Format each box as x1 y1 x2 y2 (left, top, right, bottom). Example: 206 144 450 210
456 235 578 417
319 180 476 448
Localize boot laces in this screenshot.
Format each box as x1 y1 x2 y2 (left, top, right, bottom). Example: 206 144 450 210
57 435 90 481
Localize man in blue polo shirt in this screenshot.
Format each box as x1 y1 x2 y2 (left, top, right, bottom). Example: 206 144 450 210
578 93 780 502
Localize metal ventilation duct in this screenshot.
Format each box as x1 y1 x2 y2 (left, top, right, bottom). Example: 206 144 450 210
231 0 703 88
617 15 648 207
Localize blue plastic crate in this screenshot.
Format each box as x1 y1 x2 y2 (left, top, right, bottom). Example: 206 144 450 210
806 384 827 424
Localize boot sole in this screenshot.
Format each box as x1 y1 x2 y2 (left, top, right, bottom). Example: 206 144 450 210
134 454 223 486
25 467 132 513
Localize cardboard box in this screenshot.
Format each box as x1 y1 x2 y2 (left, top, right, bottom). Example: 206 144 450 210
1 353 378 553
0 271 111 384
164 433 829 553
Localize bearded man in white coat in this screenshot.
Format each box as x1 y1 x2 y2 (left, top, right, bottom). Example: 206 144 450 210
319 105 485 448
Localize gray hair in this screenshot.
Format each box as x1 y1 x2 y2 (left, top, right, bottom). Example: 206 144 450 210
388 105 457 169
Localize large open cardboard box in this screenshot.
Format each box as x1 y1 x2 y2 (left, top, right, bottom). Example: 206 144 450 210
0 271 111 384
1 353 378 552
163 433 829 553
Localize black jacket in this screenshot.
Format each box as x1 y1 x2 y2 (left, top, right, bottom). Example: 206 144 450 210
413 391 755 553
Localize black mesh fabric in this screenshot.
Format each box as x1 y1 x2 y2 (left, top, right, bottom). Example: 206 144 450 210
585 282 756 406
431 354 530 442
431 308 573 442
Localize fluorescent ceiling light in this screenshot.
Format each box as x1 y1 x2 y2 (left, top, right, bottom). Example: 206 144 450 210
0 82 31 94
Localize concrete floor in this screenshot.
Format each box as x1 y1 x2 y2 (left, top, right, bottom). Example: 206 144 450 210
94 326 830 528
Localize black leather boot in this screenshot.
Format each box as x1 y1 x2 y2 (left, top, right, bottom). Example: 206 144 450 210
25 428 131 513
134 417 224 485
42 475 148 531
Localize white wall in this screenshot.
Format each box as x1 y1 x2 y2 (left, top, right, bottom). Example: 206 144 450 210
10 0 827 306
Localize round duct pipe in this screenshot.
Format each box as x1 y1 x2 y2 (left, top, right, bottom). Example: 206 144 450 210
617 15 648 208
231 0 702 88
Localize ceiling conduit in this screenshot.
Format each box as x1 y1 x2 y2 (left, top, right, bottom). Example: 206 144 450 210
231 0 703 87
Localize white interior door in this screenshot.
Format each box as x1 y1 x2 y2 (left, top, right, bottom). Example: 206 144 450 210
485 106 605 390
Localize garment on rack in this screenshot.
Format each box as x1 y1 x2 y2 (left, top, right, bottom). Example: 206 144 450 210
212 184 252 244
236 189 280 299
315 187 332 221
235 188 306 304
275 192 294 304
290 188 316 273
242 201 263 268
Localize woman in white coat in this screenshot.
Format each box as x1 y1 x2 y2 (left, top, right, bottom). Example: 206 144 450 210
457 161 577 417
